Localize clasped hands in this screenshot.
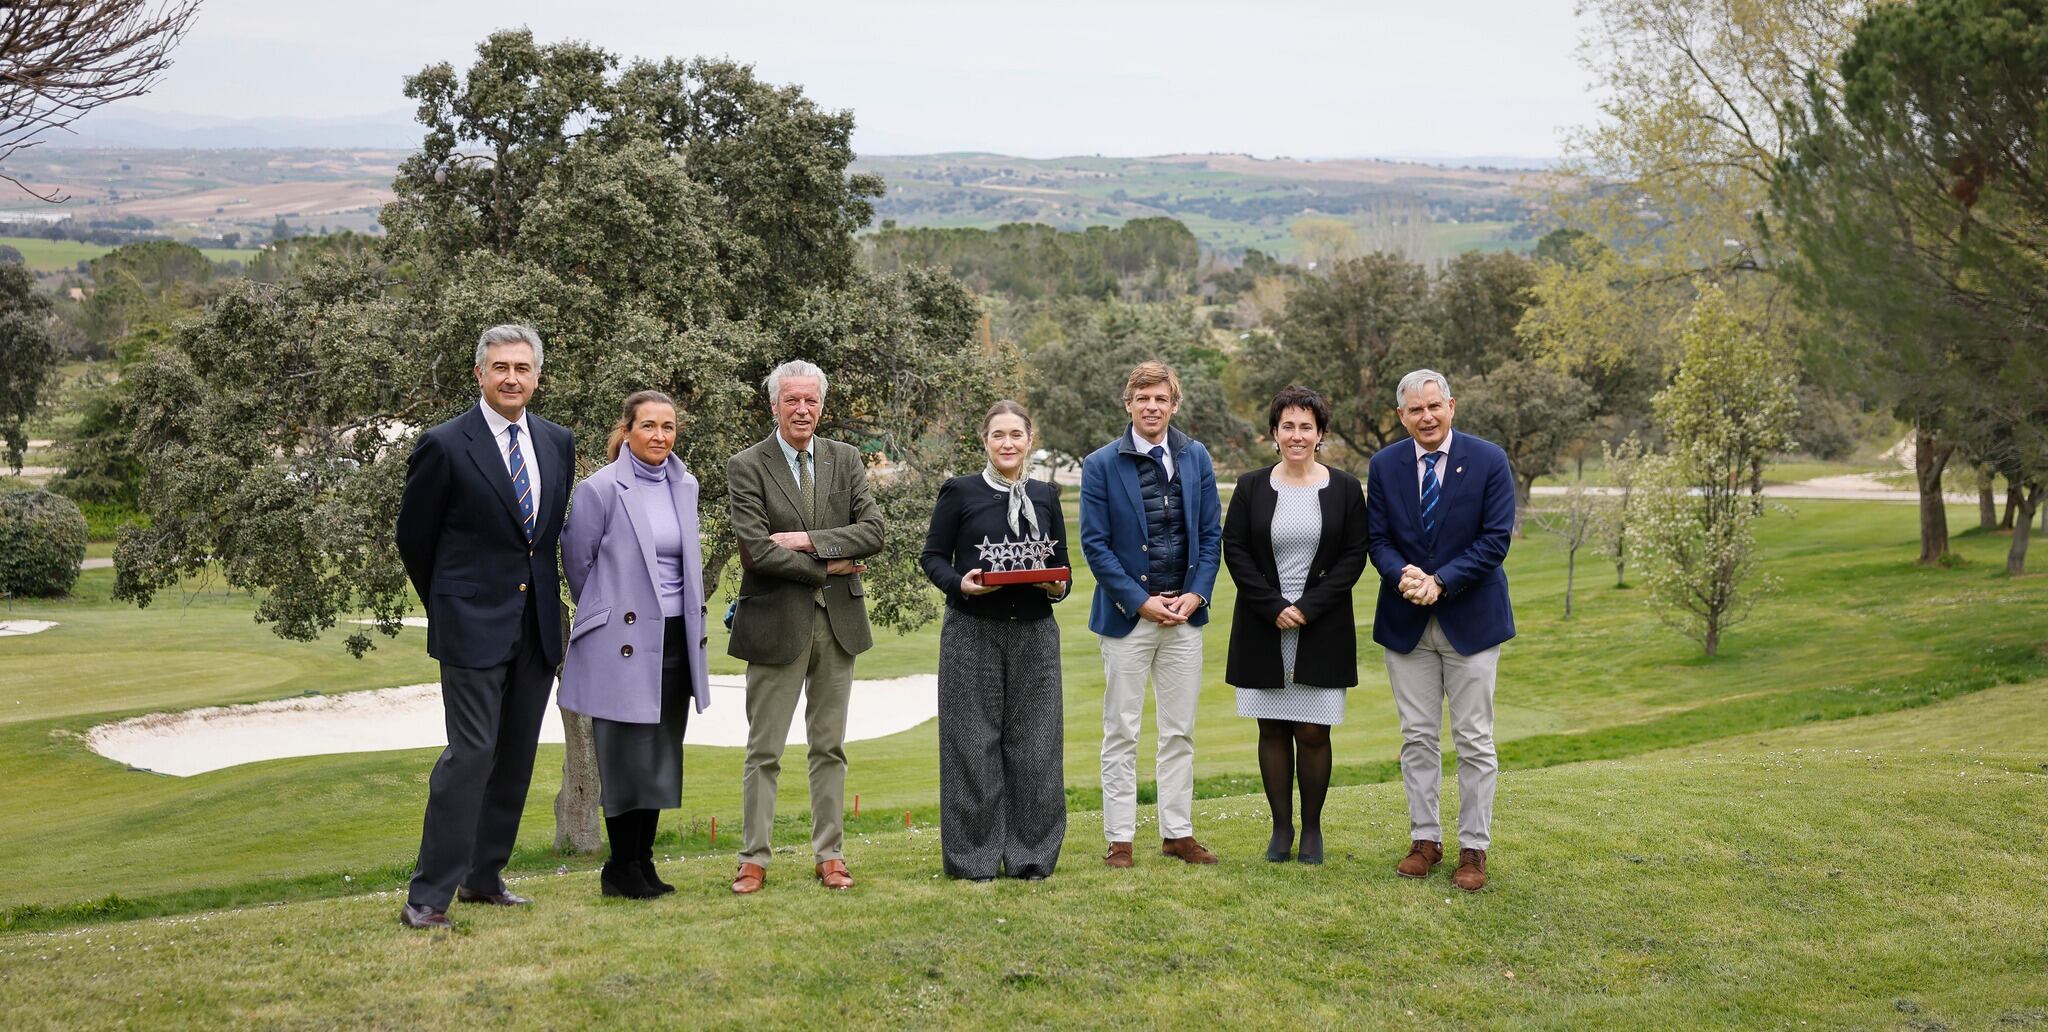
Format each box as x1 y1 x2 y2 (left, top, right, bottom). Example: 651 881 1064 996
1398 564 1442 606
1137 591 1203 625
770 530 865 577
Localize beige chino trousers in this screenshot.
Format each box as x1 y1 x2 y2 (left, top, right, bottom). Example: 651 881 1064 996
1384 615 1499 851
739 605 854 866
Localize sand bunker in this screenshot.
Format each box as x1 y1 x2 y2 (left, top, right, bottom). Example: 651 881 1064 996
87 675 939 777
0 620 59 636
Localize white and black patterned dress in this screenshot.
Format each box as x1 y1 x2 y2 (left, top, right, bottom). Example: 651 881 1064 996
1234 480 1347 725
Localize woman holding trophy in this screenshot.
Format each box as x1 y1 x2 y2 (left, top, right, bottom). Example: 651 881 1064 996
919 400 1073 881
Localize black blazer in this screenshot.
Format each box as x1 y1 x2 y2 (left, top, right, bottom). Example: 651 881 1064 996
395 403 574 669
1223 464 1370 690
920 474 1071 622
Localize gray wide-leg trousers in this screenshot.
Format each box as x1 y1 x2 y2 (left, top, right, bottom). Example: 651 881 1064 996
937 610 1067 879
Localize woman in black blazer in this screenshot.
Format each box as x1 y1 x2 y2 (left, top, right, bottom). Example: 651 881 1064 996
1223 385 1369 864
920 399 1073 881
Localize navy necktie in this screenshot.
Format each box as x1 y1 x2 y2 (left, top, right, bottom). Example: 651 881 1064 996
1149 444 1168 480
1420 451 1442 542
507 425 536 542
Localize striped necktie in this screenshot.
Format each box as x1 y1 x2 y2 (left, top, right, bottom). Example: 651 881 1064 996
507 425 536 542
1420 451 1442 542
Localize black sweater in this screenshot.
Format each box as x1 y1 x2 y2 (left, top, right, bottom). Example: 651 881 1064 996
920 474 1072 621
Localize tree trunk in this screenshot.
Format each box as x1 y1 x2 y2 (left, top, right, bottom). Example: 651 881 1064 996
2002 482 2020 530
1914 426 1953 565
2008 483 2043 576
1703 621 1719 658
1563 545 1576 619
1978 469 1999 529
552 708 603 852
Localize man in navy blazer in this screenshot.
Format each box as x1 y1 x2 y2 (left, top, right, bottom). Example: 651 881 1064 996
1365 368 1515 892
393 324 575 929
1080 361 1224 867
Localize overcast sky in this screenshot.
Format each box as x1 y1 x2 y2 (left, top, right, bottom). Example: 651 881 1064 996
124 0 1599 158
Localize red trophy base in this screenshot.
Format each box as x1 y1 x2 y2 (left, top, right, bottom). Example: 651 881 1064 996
980 567 1072 586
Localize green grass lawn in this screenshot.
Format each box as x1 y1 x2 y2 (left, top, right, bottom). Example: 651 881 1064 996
2 235 245 274
0 495 2042 935
2 677 2041 1029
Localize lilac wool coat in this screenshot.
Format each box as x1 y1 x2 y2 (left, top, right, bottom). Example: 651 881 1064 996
559 451 711 723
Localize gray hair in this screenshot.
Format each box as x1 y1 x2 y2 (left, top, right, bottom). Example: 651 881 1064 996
475 324 544 369
1395 368 1452 408
764 359 828 406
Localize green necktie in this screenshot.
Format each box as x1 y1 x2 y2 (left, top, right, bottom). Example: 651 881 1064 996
798 450 824 606
798 449 817 527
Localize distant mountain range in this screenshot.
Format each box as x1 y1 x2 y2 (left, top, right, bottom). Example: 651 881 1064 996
49 109 1559 171
48 109 423 150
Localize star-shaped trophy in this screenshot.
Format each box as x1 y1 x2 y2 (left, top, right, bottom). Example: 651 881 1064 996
975 534 1071 586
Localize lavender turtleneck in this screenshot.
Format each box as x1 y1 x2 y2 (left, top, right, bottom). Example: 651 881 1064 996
627 451 687 618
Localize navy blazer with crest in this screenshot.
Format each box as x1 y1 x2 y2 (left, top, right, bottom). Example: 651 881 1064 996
1364 430 1516 656
395 402 575 670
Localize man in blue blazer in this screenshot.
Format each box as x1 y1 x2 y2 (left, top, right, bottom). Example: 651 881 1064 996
393 324 575 929
1365 368 1515 892
1080 361 1224 867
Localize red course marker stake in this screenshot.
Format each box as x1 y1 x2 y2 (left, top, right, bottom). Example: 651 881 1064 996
853 793 860 817
709 815 717 847
904 810 912 829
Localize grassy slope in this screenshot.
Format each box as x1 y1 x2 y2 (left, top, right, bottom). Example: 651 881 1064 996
0 496 2042 924
2 235 245 274
1 679 2042 1029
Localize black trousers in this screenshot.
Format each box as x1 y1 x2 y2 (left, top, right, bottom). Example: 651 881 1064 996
405 602 555 910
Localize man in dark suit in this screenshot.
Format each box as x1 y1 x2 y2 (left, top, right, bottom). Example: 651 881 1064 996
1365 368 1515 892
725 360 885 895
394 324 575 929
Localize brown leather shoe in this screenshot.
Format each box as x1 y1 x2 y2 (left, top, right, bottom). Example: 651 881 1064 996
1396 839 1443 879
730 862 767 895
1452 849 1488 892
399 903 452 929
456 885 532 906
1160 836 1219 864
815 858 854 890
1104 841 1134 868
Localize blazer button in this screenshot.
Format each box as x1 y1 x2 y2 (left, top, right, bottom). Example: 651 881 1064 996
518 583 527 592
624 612 636 625
1140 574 1148 582
621 644 634 658
1141 545 1149 552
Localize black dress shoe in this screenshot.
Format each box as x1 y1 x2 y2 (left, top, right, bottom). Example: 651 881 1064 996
456 885 532 906
399 903 452 929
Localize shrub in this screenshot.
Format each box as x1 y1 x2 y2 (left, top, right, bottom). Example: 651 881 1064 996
0 489 87 597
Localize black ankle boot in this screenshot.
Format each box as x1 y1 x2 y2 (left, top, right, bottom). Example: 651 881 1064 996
602 814 657 899
637 810 675 895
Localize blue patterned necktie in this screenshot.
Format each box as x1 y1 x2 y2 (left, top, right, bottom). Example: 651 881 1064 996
1420 451 1442 542
507 424 536 542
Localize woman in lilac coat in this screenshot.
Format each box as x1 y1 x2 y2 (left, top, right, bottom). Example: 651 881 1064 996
561 390 711 899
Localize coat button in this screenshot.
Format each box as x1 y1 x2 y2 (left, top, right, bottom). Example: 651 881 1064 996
621 644 634 658
624 612 636 625
1141 545 1149 552
518 583 527 592
1140 574 1148 582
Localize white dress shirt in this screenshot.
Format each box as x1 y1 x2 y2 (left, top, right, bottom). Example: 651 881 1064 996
1130 426 1175 479
775 431 817 489
478 400 540 515
1413 429 1454 498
